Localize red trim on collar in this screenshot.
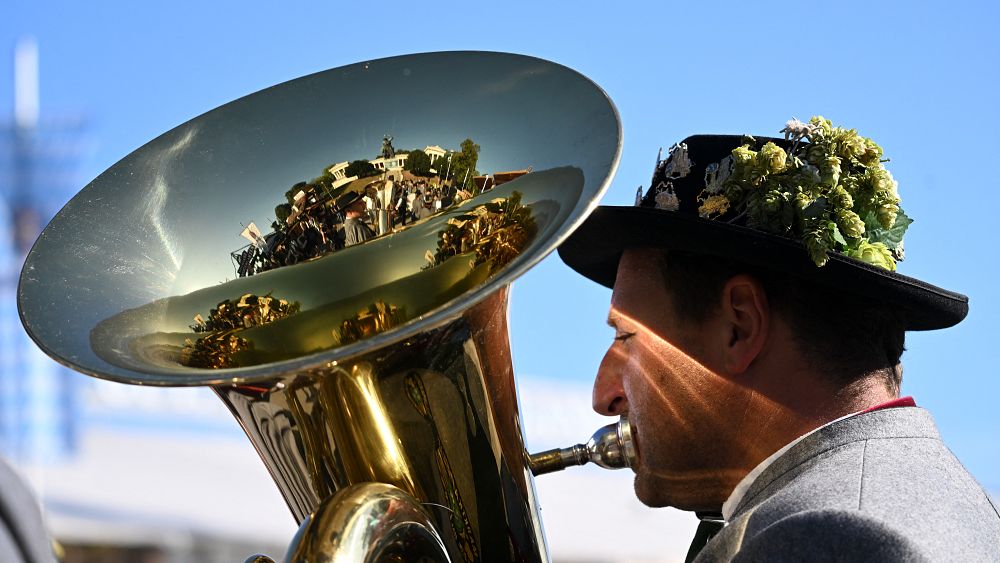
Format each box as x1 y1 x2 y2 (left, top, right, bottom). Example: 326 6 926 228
861 396 916 414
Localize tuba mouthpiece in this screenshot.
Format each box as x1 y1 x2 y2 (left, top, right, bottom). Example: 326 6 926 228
528 415 636 476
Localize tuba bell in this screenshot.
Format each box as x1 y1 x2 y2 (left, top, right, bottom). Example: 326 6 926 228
18 51 631 562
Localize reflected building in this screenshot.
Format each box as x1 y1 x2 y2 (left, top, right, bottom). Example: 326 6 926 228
370 153 408 175
326 161 358 190
371 144 452 181
424 145 446 165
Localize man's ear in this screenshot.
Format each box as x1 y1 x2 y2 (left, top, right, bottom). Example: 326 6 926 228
717 274 770 375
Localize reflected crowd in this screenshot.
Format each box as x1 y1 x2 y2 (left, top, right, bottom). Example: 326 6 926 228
232 177 459 277
231 136 496 278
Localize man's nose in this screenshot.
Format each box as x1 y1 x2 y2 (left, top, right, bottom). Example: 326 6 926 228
592 348 627 416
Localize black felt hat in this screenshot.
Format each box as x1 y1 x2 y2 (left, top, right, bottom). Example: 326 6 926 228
558 134 968 331
333 191 364 212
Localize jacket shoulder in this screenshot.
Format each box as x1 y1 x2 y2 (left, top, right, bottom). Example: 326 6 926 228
727 432 1000 560
720 409 1000 561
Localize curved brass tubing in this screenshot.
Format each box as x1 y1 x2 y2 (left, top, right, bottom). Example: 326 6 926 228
286 482 450 563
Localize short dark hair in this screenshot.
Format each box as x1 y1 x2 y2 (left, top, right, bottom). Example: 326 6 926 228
656 251 906 394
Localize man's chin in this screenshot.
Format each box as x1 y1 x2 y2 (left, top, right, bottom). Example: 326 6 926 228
633 474 723 512
633 474 670 508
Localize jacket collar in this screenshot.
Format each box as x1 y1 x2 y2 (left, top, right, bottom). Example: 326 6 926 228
731 407 939 519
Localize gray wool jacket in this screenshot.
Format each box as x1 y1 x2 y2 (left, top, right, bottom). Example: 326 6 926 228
696 407 1000 562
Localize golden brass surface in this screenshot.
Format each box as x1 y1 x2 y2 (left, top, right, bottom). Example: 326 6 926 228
216 290 547 561
285 482 449 563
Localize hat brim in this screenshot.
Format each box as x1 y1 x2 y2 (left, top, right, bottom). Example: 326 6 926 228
333 190 365 211
557 206 968 331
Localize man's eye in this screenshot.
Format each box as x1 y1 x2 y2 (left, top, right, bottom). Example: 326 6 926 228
614 332 634 342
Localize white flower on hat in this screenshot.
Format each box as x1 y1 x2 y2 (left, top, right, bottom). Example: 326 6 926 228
780 117 817 143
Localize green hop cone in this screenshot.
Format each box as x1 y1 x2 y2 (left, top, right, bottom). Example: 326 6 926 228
831 185 854 209
838 131 866 161
732 145 756 166
821 155 842 187
809 116 833 137
804 227 830 267
859 138 883 166
757 142 788 175
839 174 861 199
763 190 783 213
865 167 897 197
829 126 861 158
877 203 898 229
836 209 866 239
847 240 896 271
729 145 757 183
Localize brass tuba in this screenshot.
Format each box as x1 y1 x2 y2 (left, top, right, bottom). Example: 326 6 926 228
18 52 631 562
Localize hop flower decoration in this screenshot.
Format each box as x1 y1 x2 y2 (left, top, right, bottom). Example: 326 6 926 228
846 241 896 271
757 142 789 175
696 116 911 270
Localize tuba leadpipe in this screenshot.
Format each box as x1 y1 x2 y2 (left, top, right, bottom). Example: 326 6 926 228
528 416 636 476
18 52 624 563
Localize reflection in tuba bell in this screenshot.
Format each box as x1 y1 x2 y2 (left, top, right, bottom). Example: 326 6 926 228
18 52 631 562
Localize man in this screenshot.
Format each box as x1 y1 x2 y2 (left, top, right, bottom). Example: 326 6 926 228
413 190 435 221
558 119 1000 561
337 192 376 247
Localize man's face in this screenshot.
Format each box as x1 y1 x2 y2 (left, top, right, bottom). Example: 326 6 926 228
346 199 366 217
594 249 753 510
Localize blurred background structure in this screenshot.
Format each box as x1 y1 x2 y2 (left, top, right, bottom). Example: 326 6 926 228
0 37 83 466
2 2 998 562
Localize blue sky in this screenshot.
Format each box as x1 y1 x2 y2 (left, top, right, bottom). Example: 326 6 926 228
4 0 997 500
